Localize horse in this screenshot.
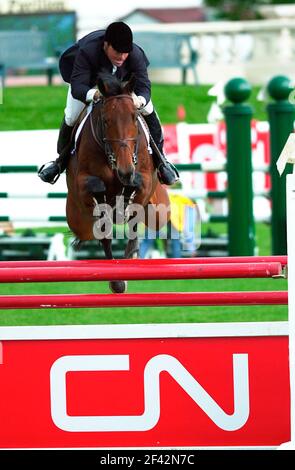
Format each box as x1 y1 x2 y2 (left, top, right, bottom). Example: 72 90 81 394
66 72 171 293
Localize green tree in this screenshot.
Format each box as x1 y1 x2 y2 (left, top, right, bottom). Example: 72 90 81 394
205 0 261 20
262 0 295 3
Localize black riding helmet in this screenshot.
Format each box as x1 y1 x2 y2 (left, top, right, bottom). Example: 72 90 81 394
104 21 133 53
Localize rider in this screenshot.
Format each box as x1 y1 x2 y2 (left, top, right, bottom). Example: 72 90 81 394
38 21 179 186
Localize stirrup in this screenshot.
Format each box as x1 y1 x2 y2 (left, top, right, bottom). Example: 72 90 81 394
169 162 180 179
38 161 61 185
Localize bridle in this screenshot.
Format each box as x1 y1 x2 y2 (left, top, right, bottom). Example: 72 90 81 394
90 94 140 170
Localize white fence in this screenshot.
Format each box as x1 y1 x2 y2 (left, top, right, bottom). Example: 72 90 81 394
130 19 295 85
0 126 272 227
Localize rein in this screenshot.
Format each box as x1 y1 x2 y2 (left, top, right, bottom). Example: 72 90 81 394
90 94 140 169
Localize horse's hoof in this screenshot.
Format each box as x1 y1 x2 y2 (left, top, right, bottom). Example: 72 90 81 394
125 243 139 259
109 280 128 293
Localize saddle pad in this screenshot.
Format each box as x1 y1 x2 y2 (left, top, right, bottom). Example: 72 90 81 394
138 114 152 154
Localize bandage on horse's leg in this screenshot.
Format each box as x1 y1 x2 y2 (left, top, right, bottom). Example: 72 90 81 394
100 238 127 294
125 219 139 259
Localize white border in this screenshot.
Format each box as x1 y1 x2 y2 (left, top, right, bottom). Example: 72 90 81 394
0 321 288 450
0 321 288 340
286 170 295 447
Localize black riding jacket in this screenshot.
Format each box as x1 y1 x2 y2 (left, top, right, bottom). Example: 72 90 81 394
59 30 151 104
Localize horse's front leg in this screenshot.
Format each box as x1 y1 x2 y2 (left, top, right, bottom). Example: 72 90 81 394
125 218 139 259
100 238 128 294
118 176 141 260
78 174 126 293
79 175 113 240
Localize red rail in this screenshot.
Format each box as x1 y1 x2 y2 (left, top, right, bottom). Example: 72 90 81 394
0 262 283 283
0 291 288 309
0 256 288 269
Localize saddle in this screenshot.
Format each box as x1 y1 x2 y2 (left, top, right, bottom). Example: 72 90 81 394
71 104 93 154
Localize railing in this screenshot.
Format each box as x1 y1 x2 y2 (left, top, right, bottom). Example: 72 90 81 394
128 19 295 85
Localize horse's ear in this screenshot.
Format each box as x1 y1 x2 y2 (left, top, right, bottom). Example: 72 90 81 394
97 77 106 96
97 71 110 96
124 74 136 94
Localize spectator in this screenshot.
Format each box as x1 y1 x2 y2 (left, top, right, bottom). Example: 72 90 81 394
140 189 199 258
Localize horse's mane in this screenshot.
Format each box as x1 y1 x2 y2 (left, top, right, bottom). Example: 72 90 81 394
97 72 128 97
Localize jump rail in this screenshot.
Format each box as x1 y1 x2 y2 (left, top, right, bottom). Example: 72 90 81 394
0 255 287 268
0 261 284 283
0 291 288 309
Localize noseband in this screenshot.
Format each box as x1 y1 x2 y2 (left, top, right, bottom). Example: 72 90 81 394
90 94 140 170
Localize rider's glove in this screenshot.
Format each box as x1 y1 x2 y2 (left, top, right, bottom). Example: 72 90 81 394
132 93 146 109
86 88 101 103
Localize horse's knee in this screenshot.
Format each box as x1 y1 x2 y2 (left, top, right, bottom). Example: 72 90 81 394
78 175 107 207
85 175 106 194
133 172 142 189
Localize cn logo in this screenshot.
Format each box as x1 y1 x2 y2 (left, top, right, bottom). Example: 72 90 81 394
50 354 249 433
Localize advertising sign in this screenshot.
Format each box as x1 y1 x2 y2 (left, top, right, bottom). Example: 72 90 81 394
0 323 290 449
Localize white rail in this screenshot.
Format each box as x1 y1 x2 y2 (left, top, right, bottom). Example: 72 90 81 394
130 19 295 85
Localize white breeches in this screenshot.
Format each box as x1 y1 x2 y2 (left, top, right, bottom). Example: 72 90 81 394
64 86 85 126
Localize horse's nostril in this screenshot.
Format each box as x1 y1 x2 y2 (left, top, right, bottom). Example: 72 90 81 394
117 168 135 185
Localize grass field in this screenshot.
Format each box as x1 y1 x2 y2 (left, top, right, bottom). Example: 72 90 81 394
0 84 287 326
0 83 268 130
0 222 288 326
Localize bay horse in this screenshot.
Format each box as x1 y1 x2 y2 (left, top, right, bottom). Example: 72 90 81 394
66 73 171 293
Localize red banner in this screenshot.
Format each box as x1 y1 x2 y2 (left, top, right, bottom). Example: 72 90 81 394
0 325 290 448
163 121 270 193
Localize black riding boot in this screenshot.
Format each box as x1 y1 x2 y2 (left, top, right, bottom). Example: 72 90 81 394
38 118 73 184
144 111 179 185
